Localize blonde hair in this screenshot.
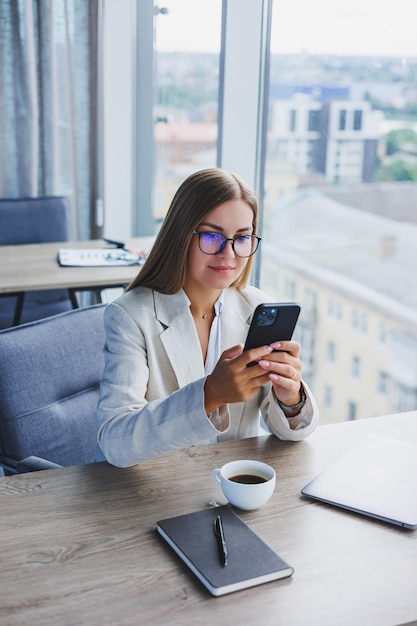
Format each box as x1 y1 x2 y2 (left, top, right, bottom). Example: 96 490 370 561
127 168 259 293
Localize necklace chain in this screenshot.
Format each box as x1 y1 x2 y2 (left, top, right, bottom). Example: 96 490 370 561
191 309 214 319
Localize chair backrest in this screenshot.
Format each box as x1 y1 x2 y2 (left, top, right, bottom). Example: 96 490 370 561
0 304 106 468
0 196 73 328
0 196 71 244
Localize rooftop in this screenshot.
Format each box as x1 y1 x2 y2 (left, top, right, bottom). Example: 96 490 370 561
264 188 417 328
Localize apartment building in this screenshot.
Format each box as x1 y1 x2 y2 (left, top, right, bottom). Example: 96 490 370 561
269 85 382 184
260 188 417 424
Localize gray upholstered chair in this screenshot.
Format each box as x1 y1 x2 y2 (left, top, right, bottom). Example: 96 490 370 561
0 196 75 329
0 304 106 475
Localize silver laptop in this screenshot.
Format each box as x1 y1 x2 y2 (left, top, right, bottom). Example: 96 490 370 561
301 433 417 529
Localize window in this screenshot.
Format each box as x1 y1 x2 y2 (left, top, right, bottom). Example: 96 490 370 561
393 383 417 413
327 341 336 363
379 324 387 345
378 372 389 395
308 110 320 132
324 385 333 407
347 402 357 421
353 109 363 131
261 0 417 425
289 109 297 132
351 309 367 334
153 0 222 221
10 2 417 425
123 0 417 426
351 356 361 379
327 298 342 321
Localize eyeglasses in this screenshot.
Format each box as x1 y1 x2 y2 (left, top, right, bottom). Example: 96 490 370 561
193 231 261 258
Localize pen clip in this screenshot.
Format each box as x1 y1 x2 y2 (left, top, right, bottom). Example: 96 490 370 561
214 517 220 537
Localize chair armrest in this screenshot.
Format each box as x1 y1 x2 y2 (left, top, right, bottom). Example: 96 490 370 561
16 456 63 473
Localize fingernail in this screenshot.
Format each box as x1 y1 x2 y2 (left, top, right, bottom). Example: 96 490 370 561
269 342 281 349
258 360 270 368
269 373 279 382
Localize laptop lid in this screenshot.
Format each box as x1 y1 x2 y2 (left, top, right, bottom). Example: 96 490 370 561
301 434 417 529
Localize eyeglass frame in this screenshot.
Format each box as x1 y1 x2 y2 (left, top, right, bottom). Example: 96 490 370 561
193 230 261 258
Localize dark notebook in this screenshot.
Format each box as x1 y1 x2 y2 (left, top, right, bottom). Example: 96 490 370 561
156 505 293 596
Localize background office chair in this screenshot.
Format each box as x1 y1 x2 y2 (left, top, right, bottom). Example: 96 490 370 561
0 304 106 475
0 195 75 329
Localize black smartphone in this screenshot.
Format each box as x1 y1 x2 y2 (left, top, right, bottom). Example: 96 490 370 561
244 303 301 363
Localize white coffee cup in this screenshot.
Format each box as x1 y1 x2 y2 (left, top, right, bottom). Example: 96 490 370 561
211 459 276 511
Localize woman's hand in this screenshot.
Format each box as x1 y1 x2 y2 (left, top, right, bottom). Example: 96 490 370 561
204 343 282 414
204 340 303 416
256 340 302 406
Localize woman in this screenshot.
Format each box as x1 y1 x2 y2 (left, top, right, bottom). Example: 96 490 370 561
97 168 319 466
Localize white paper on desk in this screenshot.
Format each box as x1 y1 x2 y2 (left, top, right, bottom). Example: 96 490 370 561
58 248 145 267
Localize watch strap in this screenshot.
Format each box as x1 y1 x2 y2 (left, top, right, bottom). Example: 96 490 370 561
277 382 306 417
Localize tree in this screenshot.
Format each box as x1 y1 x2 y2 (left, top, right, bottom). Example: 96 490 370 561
384 129 417 155
375 158 417 182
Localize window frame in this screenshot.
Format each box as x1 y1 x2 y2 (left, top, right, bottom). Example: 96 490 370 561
102 0 272 251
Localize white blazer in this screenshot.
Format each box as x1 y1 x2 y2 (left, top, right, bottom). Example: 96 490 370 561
96 285 319 466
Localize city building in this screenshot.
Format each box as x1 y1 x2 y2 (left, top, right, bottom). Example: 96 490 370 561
269 84 383 184
260 187 417 424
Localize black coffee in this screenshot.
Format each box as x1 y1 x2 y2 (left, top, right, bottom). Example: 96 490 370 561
229 474 268 484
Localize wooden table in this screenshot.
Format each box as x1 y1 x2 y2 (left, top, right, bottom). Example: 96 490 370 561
0 237 154 324
1 412 416 625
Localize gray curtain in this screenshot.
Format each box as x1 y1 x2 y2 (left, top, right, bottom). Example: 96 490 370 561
0 0 101 240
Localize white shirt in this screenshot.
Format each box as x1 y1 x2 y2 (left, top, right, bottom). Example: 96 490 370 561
187 291 225 441
204 291 224 376
205 293 225 441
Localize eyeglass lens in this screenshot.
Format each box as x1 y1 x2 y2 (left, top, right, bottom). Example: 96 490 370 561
198 232 259 257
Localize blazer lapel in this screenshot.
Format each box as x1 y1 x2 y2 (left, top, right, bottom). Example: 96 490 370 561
221 288 253 349
154 288 254 394
155 290 206 387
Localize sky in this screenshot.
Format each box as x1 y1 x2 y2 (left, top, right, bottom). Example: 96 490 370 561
155 0 417 57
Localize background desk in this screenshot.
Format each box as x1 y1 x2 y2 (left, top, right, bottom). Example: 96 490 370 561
0 237 154 324
0 237 154 294
0 412 416 625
